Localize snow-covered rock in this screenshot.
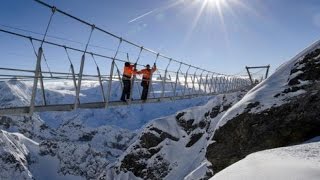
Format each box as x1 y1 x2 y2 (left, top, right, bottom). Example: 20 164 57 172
39 121 136 179
206 41 320 174
100 91 246 180
0 130 34 179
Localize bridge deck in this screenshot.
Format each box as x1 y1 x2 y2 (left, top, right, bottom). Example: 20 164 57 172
0 93 223 115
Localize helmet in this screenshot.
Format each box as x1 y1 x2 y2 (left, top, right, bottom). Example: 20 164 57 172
125 62 130 67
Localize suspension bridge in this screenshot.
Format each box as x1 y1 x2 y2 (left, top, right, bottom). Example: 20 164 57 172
0 0 254 115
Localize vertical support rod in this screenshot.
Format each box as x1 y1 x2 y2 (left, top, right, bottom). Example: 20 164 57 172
91 54 106 102
265 65 270 79
39 66 47 105
173 63 182 98
204 73 209 94
246 66 254 85
74 54 85 109
64 47 78 104
147 53 159 99
214 76 218 93
192 68 199 95
70 64 78 103
183 65 191 97
74 24 95 109
209 74 214 94
218 77 222 93
161 59 172 98
96 66 106 102
198 70 205 95
105 60 115 108
223 77 227 93
29 47 43 115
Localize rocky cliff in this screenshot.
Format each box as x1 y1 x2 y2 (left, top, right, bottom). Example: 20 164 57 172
206 41 320 174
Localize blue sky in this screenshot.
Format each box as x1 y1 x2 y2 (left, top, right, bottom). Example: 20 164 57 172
0 0 320 76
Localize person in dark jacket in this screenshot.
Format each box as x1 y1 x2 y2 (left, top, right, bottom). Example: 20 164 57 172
136 63 156 101
120 62 136 102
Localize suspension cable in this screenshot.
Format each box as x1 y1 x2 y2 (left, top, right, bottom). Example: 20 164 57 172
40 6 56 47
32 0 245 78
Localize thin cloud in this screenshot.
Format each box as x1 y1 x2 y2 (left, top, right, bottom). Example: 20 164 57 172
128 0 185 23
128 9 159 23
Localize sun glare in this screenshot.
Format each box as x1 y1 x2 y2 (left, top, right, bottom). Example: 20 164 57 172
204 0 227 8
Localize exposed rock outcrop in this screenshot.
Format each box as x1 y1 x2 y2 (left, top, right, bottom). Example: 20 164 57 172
206 44 320 174
105 92 246 180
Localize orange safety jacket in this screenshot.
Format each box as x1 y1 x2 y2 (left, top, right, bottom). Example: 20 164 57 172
136 66 157 80
123 65 136 78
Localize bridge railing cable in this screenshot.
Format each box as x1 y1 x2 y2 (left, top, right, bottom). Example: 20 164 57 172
0 1 252 115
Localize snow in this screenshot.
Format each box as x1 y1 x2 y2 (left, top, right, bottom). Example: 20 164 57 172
0 130 85 180
0 78 218 179
110 91 245 180
210 141 320 180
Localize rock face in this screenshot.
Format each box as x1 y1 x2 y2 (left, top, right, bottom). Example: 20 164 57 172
102 92 246 180
206 43 320 174
38 120 136 179
0 130 34 180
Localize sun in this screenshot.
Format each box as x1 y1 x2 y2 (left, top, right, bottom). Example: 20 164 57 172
204 0 227 9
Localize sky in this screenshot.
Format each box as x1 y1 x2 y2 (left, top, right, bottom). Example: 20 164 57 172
0 0 320 77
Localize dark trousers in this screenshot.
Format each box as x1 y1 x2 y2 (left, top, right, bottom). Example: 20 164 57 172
141 79 149 100
121 79 131 101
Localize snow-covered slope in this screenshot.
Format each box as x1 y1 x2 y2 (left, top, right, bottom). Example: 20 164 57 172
0 130 34 179
217 40 320 128
211 139 320 180
0 78 215 179
0 130 87 180
206 40 320 174
100 91 246 180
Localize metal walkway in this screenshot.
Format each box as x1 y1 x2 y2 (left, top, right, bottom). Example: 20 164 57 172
0 0 251 115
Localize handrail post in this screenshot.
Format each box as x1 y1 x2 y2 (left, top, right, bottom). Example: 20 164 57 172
173 62 182 99
226 77 230 92
204 72 209 95
192 68 199 95
183 65 191 97
209 74 214 94
198 70 205 95
219 76 223 93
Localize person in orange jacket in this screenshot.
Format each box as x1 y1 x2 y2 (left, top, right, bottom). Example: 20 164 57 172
121 62 136 102
136 63 157 101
